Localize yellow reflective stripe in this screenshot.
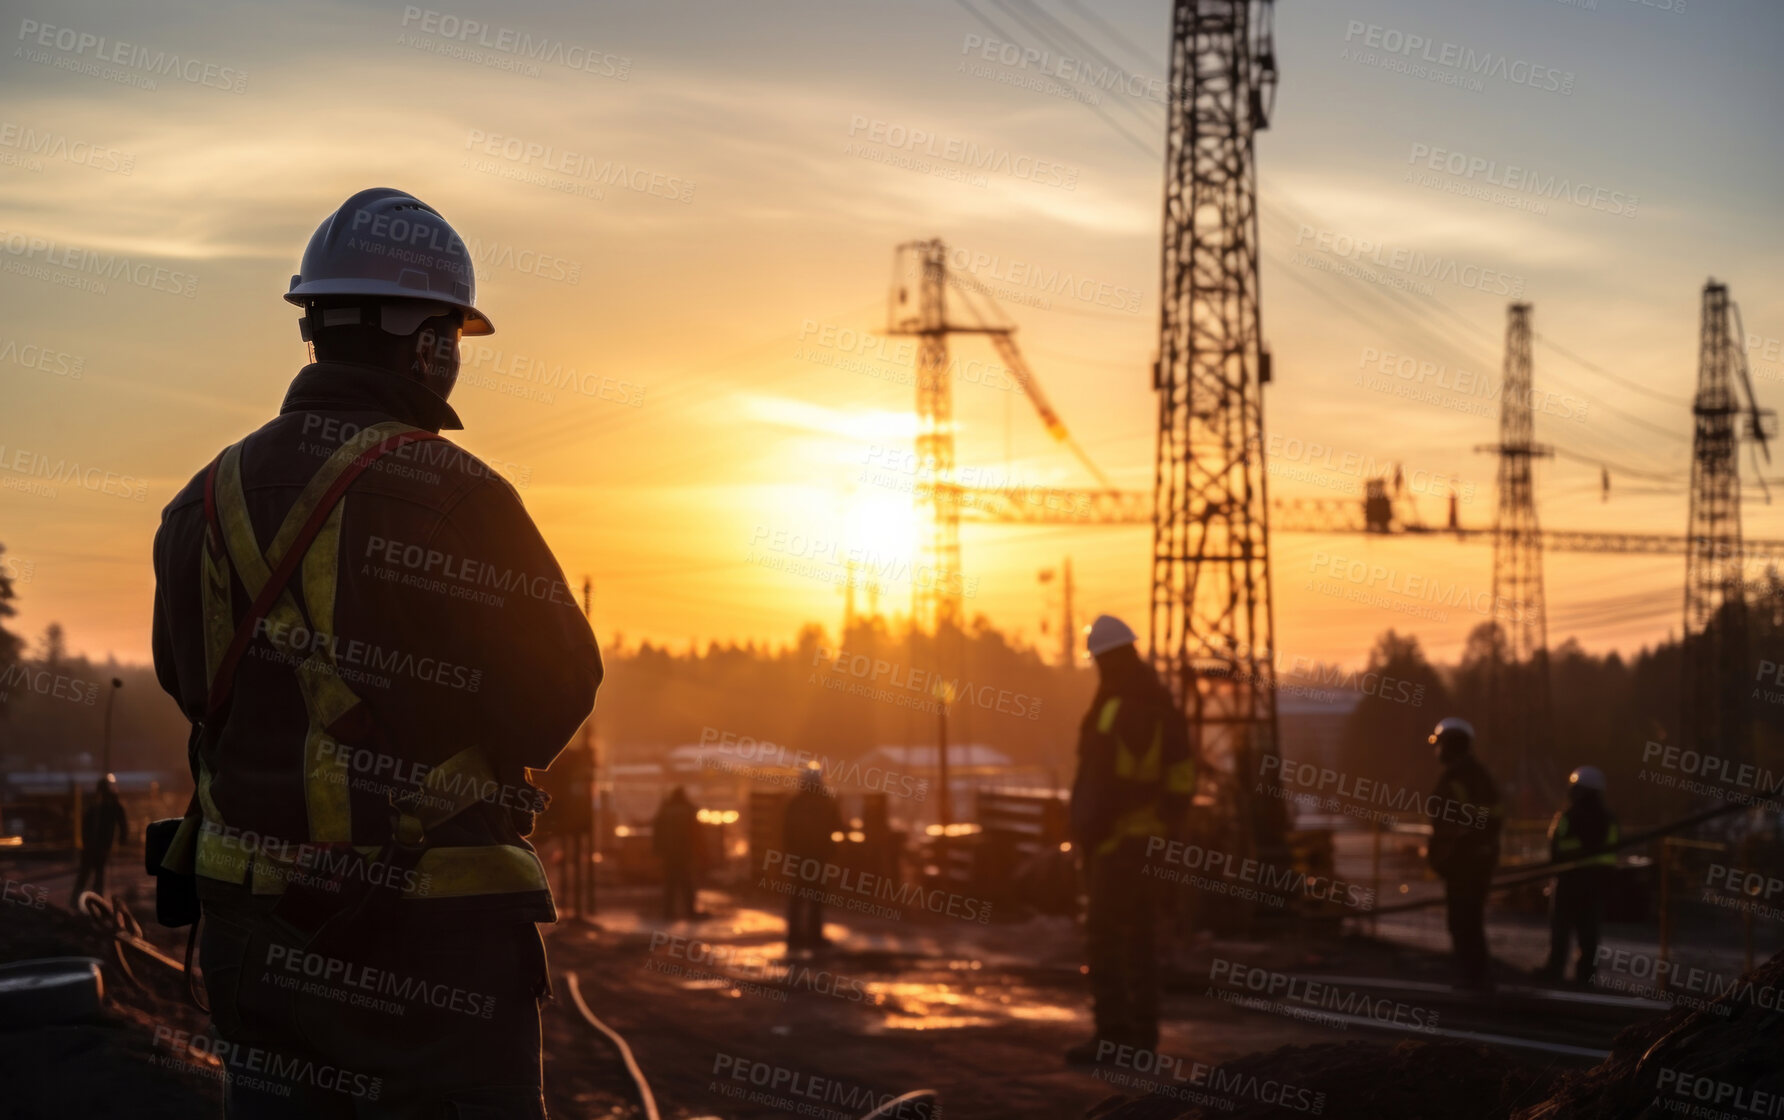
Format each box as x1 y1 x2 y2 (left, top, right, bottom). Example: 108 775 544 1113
200 544 234 689
192 829 548 899
298 502 351 841
404 747 500 834
266 421 416 564
1165 758 1197 794
1096 805 1165 856
1096 697 1122 733
215 445 272 593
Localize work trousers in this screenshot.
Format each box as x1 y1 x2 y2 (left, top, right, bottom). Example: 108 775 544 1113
1442 850 1496 987
1544 870 1607 983
194 879 551 1119
1084 838 1159 1050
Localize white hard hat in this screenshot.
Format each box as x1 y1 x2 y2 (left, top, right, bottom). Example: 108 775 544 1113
1085 614 1138 656
285 188 494 336
1569 765 1606 793
1428 717 1475 747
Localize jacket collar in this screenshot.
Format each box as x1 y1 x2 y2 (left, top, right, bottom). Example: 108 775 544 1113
279 362 464 432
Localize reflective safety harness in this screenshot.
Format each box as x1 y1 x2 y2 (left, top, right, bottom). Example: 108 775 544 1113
1551 810 1619 869
1093 695 1196 856
158 421 550 911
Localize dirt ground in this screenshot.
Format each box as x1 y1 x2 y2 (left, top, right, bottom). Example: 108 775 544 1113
9 874 1772 1120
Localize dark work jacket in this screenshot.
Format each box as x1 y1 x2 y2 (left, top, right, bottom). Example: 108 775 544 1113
151 362 601 923
1550 794 1617 879
653 796 698 866
1070 656 1191 853
1428 753 1503 875
82 796 128 853
782 787 841 862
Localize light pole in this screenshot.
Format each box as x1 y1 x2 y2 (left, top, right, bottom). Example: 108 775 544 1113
100 678 122 775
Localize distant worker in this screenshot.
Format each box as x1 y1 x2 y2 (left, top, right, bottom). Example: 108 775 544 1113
150 188 601 1117
652 786 701 920
70 774 128 904
1533 766 1618 987
1426 717 1504 992
781 764 842 950
1065 615 1194 1064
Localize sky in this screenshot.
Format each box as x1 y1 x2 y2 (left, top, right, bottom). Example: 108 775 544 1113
2 0 1781 672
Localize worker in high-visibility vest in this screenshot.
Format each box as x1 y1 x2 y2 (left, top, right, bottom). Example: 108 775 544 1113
151 188 601 1118
1533 766 1618 987
1065 615 1195 1065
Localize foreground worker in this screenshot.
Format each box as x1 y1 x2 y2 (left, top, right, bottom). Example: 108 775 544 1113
70 774 128 904
1533 766 1618 986
652 786 700 920
1426 717 1504 992
1065 615 1194 1065
781 764 842 950
151 188 601 1118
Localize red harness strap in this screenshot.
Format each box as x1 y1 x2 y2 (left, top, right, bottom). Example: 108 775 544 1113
201 428 443 720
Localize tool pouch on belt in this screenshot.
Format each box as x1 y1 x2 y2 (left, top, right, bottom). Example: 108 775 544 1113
145 815 201 927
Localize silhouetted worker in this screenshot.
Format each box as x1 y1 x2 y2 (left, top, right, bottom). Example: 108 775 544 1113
150 188 600 1118
1426 717 1504 992
1534 766 1618 986
652 786 700 920
781 764 841 950
1065 615 1194 1065
71 774 128 904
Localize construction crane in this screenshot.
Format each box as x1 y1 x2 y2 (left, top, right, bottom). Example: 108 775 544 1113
886 238 1118 632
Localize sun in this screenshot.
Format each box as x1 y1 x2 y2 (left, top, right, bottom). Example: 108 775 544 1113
840 488 920 569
